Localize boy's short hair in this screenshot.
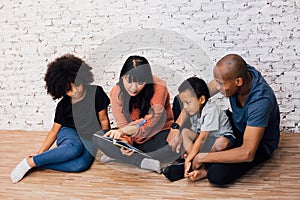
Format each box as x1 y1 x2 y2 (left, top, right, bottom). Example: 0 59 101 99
178 77 210 101
44 54 94 100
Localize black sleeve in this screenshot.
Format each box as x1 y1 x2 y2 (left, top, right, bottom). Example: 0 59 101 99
95 86 110 112
54 100 64 125
172 95 182 121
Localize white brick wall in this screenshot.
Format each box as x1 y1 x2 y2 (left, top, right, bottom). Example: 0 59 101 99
0 0 299 132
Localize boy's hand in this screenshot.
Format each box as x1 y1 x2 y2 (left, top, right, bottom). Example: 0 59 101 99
184 161 192 178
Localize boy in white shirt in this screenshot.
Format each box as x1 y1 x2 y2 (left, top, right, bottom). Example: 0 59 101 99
163 77 235 181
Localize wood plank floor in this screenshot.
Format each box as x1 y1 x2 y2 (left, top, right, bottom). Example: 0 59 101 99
1 130 299 199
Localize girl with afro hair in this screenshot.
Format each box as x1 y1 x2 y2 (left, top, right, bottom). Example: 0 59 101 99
11 54 110 183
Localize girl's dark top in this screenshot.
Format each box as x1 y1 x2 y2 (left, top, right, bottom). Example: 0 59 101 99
54 85 110 140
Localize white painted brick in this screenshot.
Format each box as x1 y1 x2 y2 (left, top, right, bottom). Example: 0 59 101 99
286 113 300 122
281 119 295 127
0 0 299 132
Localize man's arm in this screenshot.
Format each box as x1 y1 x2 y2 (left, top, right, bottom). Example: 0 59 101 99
207 79 219 97
192 126 265 168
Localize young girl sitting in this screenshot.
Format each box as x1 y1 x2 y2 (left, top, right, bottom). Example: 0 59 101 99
10 54 110 183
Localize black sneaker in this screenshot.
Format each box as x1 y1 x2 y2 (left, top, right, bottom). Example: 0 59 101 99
162 162 184 182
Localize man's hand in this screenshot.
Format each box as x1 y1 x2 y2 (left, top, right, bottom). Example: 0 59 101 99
192 153 208 170
167 129 182 153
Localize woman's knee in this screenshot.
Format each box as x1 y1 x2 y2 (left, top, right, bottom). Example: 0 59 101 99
92 133 106 148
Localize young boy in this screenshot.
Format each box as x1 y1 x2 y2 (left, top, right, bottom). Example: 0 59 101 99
163 77 235 181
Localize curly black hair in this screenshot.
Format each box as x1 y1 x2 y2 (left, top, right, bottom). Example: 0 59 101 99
118 55 154 120
44 54 94 100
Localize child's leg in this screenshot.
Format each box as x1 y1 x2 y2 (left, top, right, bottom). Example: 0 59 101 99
42 142 95 172
10 127 83 183
33 127 84 168
211 136 232 152
181 128 198 155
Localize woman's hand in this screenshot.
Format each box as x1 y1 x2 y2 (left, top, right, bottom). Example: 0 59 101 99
120 147 134 156
167 129 182 153
104 129 125 140
104 130 135 156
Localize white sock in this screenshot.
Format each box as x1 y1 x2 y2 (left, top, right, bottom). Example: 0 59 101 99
140 158 161 174
10 158 32 183
100 154 115 163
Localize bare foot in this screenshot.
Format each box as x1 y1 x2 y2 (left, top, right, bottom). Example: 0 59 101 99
188 166 207 181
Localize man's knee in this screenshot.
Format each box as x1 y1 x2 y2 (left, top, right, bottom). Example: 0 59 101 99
207 173 231 186
206 164 233 186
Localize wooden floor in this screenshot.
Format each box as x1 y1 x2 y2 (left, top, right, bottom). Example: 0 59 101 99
1 130 299 199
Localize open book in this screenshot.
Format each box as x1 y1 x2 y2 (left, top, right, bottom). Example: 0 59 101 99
93 134 151 158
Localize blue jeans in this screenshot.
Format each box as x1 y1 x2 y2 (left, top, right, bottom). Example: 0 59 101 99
33 127 95 172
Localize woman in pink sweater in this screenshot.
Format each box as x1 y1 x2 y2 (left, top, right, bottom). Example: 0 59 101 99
93 55 180 173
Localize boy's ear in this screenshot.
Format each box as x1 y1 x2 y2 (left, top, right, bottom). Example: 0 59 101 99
198 95 206 105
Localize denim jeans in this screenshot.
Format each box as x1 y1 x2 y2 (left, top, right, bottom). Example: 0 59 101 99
33 127 95 172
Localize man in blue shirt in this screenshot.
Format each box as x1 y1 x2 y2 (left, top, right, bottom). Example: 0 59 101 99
190 54 280 185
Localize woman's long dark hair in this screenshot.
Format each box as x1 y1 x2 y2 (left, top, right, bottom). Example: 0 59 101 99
118 55 154 121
